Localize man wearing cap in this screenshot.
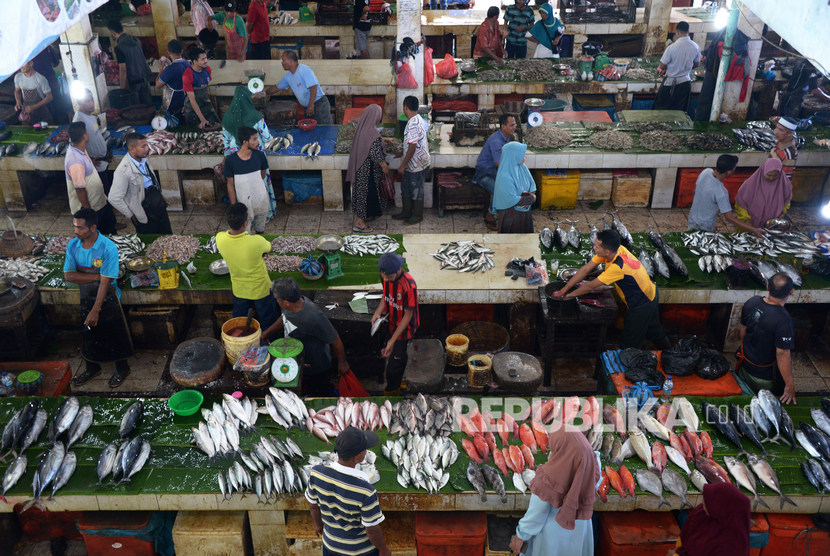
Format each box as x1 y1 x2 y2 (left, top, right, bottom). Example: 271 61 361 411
372 253 419 395
306 427 391 556
771 116 799 181
261 277 349 396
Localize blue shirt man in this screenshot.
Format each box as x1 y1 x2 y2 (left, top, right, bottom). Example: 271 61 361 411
474 114 517 226
63 229 121 299
271 51 333 124
127 153 154 189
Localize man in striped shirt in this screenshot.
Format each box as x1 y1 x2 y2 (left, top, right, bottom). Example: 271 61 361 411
372 253 419 394
771 116 798 181
306 427 390 556
503 0 535 58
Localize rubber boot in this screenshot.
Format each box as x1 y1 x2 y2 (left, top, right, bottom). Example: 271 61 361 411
405 200 424 225
392 197 412 220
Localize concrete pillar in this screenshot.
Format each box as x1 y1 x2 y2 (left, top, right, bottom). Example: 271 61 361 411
151 0 179 57
396 0 424 114
322 169 344 211
60 17 107 114
650 167 676 209
719 8 764 121
248 510 288 556
158 169 184 211
643 0 672 57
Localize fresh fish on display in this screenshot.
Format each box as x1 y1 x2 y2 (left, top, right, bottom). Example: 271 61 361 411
795 430 822 458
539 227 553 250
49 397 80 445
2 401 38 459
732 127 776 151
341 234 400 256
120 401 143 438
661 468 693 510
1 455 27 501
750 397 772 439
774 260 803 288
565 220 581 250
628 430 654 470
201 236 218 254
22 441 65 512
608 212 634 248
466 461 488 501
428 240 495 273
802 458 830 494
638 250 655 279
553 222 569 250
96 442 119 485
0 258 51 282
635 469 670 508
49 452 77 500
301 141 321 159
698 254 732 274
144 131 177 155
673 398 699 431
22 141 38 156
799 423 830 460
665 446 691 475
757 390 783 441
747 453 796 509
702 402 745 455
145 235 200 265
479 463 508 503
589 225 599 246
693 456 731 485
107 234 145 264
18 410 47 455
689 469 708 492
812 406 830 437
651 251 671 279
724 455 769 510
648 229 687 278
728 404 768 456
65 405 93 449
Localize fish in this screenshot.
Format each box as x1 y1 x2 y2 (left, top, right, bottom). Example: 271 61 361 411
96 442 118 485
1 409 22 457
605 466 626 497
473 434 489 461
429 240 495 273
811 408 830 437
757 390 782 438
699 431 713 459
49 397 80 444
636 469 669 508
609 437 623 464
508 445 525 474
120 401 143 438
540 228 553 249
116 436 143 485
652 250 671 279
23 141 38 156
512 472 527 494
12 401 39 454
609 212 634 248
601 434 614 460
747 453 796 509
531 422 548 452
49 452 76 500
597 470 609 502
66 405 93 449
480 464 508 504
492 449 510 476
1 455 26 501
553 222 569 250
603 404 627 439
619 465 636 497
796 430 822 458
689 469 708 492
694 456 732 485
520 445 535 470
651 442 667 473
18 410 47 455
466 462 487 502
802 458 830 494
750 397 773 439
702 402 745 455
629 430 654 470
589 225 599 246
724 455 769 510
127 440 151 480
639 250 655 279
800 423 830 460
775 261 803 287
728 404 768 456
664 446 691 475
616 438 635 465
681 430 702 458
640 414 671 442
518 424 537 454
661 467 693 510
674 398 699 431
669 431 692 462
565 220 581 250
24 442 65 511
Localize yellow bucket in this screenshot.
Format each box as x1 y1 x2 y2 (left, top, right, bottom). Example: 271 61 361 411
221 317 262 364
445 333 469 366
467 354 492 388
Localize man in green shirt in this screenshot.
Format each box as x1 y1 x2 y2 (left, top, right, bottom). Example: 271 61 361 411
216 202 280 331
212 1 248 62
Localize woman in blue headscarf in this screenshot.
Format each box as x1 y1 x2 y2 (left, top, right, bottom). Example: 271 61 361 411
494 142 536 233
527 3 565 58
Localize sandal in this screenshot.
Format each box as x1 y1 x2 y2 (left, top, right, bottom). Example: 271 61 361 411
352 225 374 233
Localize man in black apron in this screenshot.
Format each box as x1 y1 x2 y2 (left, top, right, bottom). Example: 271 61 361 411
64 209 134 389
183 48 220 129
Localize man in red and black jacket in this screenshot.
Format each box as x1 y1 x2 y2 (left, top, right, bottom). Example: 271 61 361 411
372 253 419 395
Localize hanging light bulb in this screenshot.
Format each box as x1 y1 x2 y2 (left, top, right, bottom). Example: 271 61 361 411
821 200 830 220
714 7 729 30
70 77 87 100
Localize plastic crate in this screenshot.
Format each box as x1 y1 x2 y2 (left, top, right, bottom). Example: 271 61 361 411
761 514 830 556
533 169 580 210
598 511 680 556
353 95 386 109
415 511 486 556
674 168 755 208
78 511 155 556
572 94 619 122
612 169 652 207
579 170 613 200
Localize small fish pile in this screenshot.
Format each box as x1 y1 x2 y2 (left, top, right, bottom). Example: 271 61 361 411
683 133 732 151
44 236 71 254
381 434 457 493
733 127 776 151
270 10 297 24
340 234 400 256
648 229 688 278
193 395 261 459
338 125 357 142
263 134 294 152
698 254 733 273
476 69 514 82
24 140 64 157
219 435 305 501
505 59 557 81
428 240 495 273
525 125 572 149
201 236 218 254
307 451 379 484
765 230 822 258
169 131 224 155
270 235 316 254
301 142 322 159
144 131 177 155
630 122 672 133
681 231 733 255
640 130 683 151
264 387 309 431
108 234 146 264
585 123 612 131
388 394 453 437
589 130 634 150
263 254 304 272
21 442 76 511
467 462 509 503
624 68 653 80
335 140 352 154
307 397 390 443
0 258 50 282
145 235 200 264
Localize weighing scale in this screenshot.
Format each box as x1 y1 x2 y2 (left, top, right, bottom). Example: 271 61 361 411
525 98 545 128
269 337 304 388
315 235 344 280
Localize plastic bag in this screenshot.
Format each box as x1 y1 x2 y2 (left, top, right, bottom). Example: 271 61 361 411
620 349 663 388
696 349 731 380
396 61 418 89
424 47 435 86
129 269 159 288
435 54 458 79
234 346 270 372
525 261 548 285
339 369 369 397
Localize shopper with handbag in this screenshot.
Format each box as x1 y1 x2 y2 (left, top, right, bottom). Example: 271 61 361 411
527 3 564 58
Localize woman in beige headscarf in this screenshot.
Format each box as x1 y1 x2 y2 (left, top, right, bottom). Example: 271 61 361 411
509 424 601 555
346 105 392 233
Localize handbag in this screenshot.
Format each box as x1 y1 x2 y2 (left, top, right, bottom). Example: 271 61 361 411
380 172 395 199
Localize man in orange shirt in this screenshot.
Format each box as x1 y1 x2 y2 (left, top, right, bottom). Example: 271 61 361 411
555 229 670 350
473 7 506 65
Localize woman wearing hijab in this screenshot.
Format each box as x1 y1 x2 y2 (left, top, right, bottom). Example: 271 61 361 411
509 425 601 556
526 3 565 58
734 158 792 229
346 105 392 233
221 86 277 218
494 142 536 233
671 482 750 556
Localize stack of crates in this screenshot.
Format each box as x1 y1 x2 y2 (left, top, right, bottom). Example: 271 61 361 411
533 169 581 209
612 169 653 207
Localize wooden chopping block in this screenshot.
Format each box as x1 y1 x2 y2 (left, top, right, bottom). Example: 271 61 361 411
169 337 225 387
491 351 542 394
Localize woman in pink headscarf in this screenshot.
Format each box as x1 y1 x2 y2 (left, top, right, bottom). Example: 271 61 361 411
734 158 792 228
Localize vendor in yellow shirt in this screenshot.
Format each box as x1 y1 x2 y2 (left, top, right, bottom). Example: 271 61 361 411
216 202 280 332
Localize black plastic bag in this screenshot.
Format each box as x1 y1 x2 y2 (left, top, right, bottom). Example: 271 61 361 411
619 348 662 387
696 349 731 380
661 336 701 377
624 366 664 388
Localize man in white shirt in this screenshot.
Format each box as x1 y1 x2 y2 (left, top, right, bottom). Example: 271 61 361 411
654 21 700 111
392 96 431 225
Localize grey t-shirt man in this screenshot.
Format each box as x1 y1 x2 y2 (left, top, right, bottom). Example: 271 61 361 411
282 297 338 375
688 168 732 232
660 36 701 86
72 111 108 172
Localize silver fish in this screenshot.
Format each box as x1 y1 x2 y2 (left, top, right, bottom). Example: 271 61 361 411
34 441 65 499
466 462 487 501
665 446 691 475
750 397 772 439
2 455 27 500
96 442 118 485
49 397 79 444
747 453 796 509
796 430 822 458
609 211 634 248
661 468 693 510
802 458 830 494
512 472 527 494
635 469 669 508
540 227 553 250
120 401 143 438
812 408 830 438
19 409 47 455
66 405 93 448
49 452 76 500
639 250 655 279
589 225 599 246
652 250 671 279
629 430 654 470
775 261 802 287
553 222 569 250
565 220 581 250
757 390 782 438
127 440 151 480
724 455 769 510
689 469 707 492
23 141 38 156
